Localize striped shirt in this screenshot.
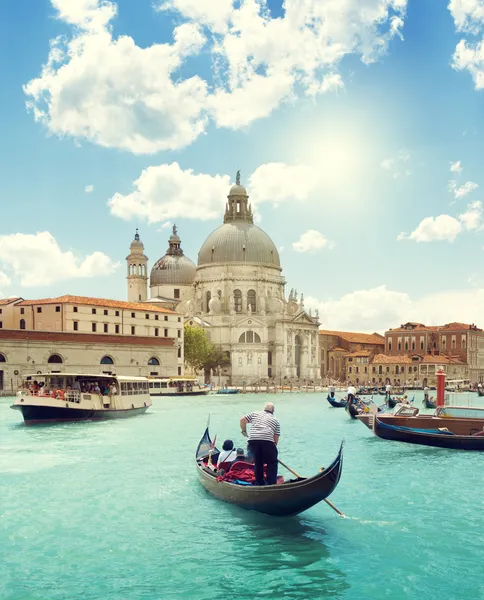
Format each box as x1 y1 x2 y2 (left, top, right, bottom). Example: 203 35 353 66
244 410 280 442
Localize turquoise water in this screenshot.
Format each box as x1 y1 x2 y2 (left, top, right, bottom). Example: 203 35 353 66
1 392 483 600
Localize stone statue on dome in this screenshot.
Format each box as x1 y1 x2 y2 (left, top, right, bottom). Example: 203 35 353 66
236 170 241 185
172 223 178 236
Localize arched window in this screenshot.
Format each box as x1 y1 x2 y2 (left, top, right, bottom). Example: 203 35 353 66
205 291 211 313
247 289 256 312
20 319 26 330
238 331 261 343
0 353 6 363
48 354 63 364
148 357 160 366
234 289 242 313
100 356 114 365
378 365 383 374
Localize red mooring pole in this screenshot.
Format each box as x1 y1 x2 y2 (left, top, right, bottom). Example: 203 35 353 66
436 368 446 407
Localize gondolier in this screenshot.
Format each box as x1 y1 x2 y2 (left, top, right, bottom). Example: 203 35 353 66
240 402 280 485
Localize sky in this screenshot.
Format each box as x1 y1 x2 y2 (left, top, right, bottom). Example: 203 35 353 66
1 0 484 333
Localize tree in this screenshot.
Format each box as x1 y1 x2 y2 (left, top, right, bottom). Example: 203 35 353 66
184 325 211 373
204 346 231 372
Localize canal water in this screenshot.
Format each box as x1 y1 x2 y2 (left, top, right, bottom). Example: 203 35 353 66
1 392 483 600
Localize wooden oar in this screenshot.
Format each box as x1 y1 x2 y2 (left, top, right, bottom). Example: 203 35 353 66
277 458 345 518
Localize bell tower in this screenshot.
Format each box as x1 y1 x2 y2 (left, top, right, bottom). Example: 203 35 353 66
126 229 148 302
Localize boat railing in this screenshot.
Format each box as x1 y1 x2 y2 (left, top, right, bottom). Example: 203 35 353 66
65 390 82 403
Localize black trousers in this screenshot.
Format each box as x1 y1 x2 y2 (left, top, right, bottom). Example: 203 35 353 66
248 440 278 485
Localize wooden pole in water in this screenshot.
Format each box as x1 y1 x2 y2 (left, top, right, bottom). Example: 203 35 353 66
277 459 345 517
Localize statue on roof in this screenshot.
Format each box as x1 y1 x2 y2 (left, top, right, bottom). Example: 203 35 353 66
134 228 140 241
172 223 178 236
236 170 241 185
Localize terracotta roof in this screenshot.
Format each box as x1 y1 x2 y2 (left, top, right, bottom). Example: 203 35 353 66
421 354 464 364
346 351 371 357
387 322 482 333
328 346 348 353
0 297 22 306
371 354 413 364
320 330 384 345
440 322 482 332
16 295 177 314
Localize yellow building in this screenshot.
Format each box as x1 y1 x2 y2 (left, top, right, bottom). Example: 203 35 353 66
0 295 183 394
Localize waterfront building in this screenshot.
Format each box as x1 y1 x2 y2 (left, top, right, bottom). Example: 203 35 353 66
130 174 320 384
319 330 385 382
0 295 182 393
384 321 484 383
351 353 467 387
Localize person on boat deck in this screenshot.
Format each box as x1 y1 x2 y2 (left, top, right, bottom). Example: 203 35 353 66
109 382 118 396
240 402 280 486
217 440 237 467
347 384 357 403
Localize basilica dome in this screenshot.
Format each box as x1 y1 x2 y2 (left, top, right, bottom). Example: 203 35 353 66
197 176 280 269
150 225 196 286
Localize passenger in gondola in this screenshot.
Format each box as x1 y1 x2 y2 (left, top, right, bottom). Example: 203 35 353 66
329 384 335 398
217 439 237 466
232 448 247 463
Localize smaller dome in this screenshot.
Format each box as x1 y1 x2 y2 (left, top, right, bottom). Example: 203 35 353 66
130 229 144 250
229 183 248 196
150 225 196 286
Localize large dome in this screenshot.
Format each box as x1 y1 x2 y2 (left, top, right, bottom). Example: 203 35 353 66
197 174 281 268
198 222 280 268
150 254 196 285
150 225 196 286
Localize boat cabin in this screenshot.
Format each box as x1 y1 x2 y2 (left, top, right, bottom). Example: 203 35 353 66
148 377 208 396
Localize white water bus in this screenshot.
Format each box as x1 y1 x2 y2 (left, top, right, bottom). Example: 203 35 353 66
12 373 152 425
148 377 209 397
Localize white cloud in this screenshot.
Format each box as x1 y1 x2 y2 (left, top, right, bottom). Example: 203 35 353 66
85 184 94 193
108 162 230 223
305 284 484 333
0 231 119 287
0 271 11 288
450 2 484 88
248 163 318 207
158 221 173 231
459 200 483 230
448 179 478 199
398 215 463 242
380 148 411 178
450 160 463 174
24 0 407 153
292 230 334 253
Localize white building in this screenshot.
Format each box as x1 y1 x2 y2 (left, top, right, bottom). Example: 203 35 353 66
130 174 320 384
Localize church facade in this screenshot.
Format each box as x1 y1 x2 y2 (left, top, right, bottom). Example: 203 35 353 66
126 175 320 384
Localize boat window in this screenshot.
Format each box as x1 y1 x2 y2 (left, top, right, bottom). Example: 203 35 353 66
154 382 161 389
161 382 168 388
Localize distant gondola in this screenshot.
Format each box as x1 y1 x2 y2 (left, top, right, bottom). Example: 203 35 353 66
195 428 344 517
423 397 437 409
327 395 348 408
373 416 484 450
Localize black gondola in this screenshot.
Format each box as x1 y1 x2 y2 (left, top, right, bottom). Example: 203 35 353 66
423 398 437 409
327 395 347 408
373 416 484 450
195 428 344 517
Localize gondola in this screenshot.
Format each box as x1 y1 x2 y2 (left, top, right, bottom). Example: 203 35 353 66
477 388 484 397
327 395 347 408
195 428 344 517
423 397 437 409
373 416 484 450
387 396 405 409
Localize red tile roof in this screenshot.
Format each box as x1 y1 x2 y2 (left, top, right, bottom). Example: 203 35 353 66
346 351 371 357
16 295 177 314
0 297 22 305
371 354 413 364
328 346 348 353
320 330 384 345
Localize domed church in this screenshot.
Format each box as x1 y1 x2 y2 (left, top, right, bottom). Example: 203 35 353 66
126 173 320 383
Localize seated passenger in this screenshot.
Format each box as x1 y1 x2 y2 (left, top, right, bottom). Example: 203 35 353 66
233 448 247 463
217 439 236 466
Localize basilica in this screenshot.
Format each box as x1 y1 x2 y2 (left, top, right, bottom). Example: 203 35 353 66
126 174 320 383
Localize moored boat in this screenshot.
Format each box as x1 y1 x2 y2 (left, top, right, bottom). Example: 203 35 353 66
149 377 209 397
12 373 152 425
373 416 484 450
216 388 239 395
195 428 344 517
357 404 484 436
